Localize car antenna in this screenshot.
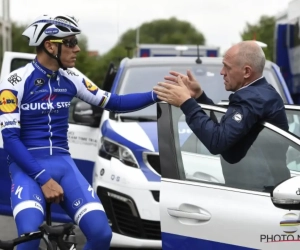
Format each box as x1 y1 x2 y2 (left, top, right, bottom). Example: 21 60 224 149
195 44 202 64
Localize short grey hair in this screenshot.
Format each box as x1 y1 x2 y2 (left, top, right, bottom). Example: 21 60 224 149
236 41 266 74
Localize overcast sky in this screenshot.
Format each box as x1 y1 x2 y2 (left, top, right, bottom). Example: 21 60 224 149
9 0 291 55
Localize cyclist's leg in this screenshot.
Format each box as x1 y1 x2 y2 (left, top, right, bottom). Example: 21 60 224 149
10 162 45 250
56 155 112 250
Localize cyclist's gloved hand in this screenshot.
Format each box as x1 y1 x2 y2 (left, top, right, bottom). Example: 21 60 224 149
41 178 64 203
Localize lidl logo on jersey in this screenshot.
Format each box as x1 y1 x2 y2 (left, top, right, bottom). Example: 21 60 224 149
83 78 98 95
0 89 18 114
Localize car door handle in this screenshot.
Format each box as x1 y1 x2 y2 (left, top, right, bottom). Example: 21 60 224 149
167 208 211 221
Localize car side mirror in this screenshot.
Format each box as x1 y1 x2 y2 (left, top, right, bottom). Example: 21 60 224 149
73 101 103 127
271 176 300 210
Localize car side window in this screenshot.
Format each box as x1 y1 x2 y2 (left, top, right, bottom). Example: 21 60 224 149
286 109 300 138
10 58 32 72
68 97 80 124
174 108 300 193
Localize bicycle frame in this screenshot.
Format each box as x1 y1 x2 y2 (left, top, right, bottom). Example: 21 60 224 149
0 203 77 250
45 203 77 250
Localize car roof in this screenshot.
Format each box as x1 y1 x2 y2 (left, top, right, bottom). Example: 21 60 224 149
122 57 274 69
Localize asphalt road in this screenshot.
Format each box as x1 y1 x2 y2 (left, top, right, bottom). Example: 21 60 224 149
0 215 159 250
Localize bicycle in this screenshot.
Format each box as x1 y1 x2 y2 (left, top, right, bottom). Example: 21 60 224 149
0 203 77 250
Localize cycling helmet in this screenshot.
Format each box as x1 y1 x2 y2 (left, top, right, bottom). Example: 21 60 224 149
22 14 81 46
22 14 81 70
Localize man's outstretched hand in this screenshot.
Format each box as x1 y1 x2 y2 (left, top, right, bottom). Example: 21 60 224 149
153 75 191 107
164 70 203 99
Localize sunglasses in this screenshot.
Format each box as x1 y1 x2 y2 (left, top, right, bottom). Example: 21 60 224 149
49 38 78 48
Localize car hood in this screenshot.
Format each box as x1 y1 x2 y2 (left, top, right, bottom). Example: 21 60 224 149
101 119 193 182
101 120 159 152
101 119 193 153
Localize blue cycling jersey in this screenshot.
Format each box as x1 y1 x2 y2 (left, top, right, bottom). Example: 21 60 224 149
0 58 157 186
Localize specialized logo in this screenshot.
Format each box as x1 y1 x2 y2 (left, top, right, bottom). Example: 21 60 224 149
83 78 98 95
0 90 18 113
34 78 45 86
7 73 22 86
72 198 83 209
66 69 79 76
232 112 243 123
15 185 23 199
44 28 59 35
88 185 95 199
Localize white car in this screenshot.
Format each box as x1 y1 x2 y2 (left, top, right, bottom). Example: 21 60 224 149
91 56 296 248
156 102 300 249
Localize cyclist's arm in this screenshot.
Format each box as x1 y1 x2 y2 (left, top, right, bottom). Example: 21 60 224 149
69 74 159 113
0 72 51 186
104 91 158 113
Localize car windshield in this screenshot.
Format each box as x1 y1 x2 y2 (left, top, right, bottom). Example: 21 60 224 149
116 64 285 119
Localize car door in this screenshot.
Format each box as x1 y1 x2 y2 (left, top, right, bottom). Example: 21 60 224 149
157 102 300 250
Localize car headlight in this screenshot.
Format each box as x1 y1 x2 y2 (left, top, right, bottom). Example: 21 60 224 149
99 137 138 168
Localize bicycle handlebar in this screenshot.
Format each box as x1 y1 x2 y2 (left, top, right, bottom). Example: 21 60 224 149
0 222 75 250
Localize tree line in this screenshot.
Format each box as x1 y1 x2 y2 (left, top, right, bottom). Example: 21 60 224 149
11 16 275 87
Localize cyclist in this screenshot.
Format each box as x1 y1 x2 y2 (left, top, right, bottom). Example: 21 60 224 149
0 14 159 250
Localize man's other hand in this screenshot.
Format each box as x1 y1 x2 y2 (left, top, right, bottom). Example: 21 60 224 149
41 178 64 204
